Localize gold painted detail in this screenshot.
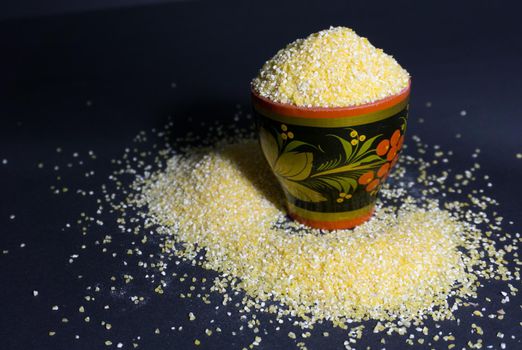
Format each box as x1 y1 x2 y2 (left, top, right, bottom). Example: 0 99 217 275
254 100 408 128
287 202 374 221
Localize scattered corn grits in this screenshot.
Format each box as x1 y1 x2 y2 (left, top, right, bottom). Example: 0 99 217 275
132 139 510 326
43 113 520 348
251 26 410 107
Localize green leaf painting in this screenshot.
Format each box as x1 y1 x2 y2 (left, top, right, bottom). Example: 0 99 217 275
258 122 406 204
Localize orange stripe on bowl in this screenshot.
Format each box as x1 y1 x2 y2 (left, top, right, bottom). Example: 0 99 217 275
288 209 375 230
251 80 411 119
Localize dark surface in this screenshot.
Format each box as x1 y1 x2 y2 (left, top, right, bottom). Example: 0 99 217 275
1 0 521 349
0 0 182 21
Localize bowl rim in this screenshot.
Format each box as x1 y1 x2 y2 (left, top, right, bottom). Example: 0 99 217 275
251 79 411 119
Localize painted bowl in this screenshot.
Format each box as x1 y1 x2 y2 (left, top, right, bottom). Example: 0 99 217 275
252 81 411 230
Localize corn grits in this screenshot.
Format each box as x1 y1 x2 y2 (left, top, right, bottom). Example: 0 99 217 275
134 140 498 325
251 27 410 107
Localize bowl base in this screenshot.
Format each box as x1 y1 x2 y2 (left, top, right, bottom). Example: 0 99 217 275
288 207 375 231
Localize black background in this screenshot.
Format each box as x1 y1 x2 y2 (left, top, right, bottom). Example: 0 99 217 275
1 0 521 349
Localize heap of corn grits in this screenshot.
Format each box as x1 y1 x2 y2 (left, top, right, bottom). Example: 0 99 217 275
133 139 509 326
251 27 410 107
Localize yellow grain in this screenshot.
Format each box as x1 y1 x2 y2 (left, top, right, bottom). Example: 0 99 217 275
137 140 486 325
251 27 409 107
